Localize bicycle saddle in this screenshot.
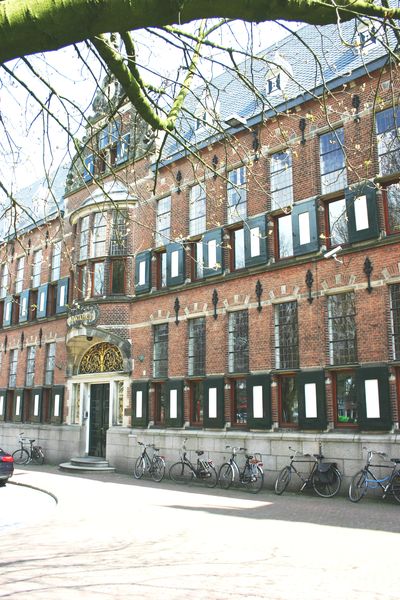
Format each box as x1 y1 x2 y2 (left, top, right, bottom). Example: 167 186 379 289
195 450 204 456
390 458 400 463
313 453 324 460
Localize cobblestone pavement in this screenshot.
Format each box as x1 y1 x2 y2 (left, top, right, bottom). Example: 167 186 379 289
0 465 399 600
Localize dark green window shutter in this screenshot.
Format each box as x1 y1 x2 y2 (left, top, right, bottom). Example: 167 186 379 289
203 228 223 277
356 365 391 431
19 289 30 323
165 380 184 427
37 284 49 319
246 374 271 429
345 183 379 243
31 388 43 423
166 243 185 287
116 133 130 164
14 389 24 423
83 154 94 182
131 382 149 428
56 277 69 314
203 378 225 428
135 251 152 294
3 296 13 327
0 389 6 422
51 386 64 424
292 198 319 256
244 215 268 267
298 370 327 430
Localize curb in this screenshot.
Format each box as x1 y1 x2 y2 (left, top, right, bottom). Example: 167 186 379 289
8 480 58 504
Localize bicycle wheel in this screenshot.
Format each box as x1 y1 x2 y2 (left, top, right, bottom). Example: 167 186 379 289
32 447 45 465
219 463 234 489
274 466 291 495
169 461 195 484
151 457 165 483
133 456 146 479
12 448 29 465
242 464 264 493
202 464 218 488
390 472 400 504
349 469 368 502
312 467 342 498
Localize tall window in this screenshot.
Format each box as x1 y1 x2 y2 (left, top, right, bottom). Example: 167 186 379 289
327 198 349 246
270 150 293 211
110 210 128 255
319 128 347 195
25 346 36 387
232 378 248 425
92 212 107 257
280 375 298 425
376 106 400 176
153 324 168 378
51 241 61 281
111 260 125 294
188 318 205 376
277 213 293 258
232 228 245 269
228 310 249 373
189 184 206 236
227 167 247 224
383 183 400 235
92 262 105 296
32 249 42 288
45 342 56 386
335 371 357 424
156 196 171 246
8 349 18 388
0 264 8 299
390 284 400 359
190 381 204 425
79 216 90 260
274 301 299 369
15 256 25 293
154 382 167 425
328 293 357 365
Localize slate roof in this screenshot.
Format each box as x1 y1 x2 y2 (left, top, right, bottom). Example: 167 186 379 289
160 14 397 166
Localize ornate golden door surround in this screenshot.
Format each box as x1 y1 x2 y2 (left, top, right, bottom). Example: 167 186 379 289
79 342 123 374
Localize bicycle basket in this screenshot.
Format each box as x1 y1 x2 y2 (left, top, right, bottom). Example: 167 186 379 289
315 463 336 484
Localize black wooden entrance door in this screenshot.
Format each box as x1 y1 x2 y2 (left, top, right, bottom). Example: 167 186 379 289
89 384 109 457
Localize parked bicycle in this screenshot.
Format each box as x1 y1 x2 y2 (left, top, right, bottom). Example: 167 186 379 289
348 448 400 503
12 433 45 465
169 438 217 487
218 445 264 493
274 445 341 498
133 441 166 482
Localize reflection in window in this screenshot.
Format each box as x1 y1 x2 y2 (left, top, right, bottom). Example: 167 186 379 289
335 371 357 424
328 293 357 365
319 128 347 194
386 183 400 234
270 150 293 211
328 198 349 246
153 323 168 378
156 196 171 246
227 167 247 224
92 213 107 257
25 346 36 387
79 216 90 260
233 228 245 270
190 381 204 425
188 318 205 376
232 378 247 424
228 310 249 373
280 376 298 425
154 382 167 425
15 256 25 294
376 107 400 176
93 262 105 296
45 343 56 386
277 213 293 258
32 249 42 288
275 301 299 369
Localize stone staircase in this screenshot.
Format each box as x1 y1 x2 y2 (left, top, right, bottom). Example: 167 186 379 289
59 456 116 473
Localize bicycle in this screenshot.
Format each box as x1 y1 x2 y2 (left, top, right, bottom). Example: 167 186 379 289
274 445 341 498
169 438 217 488
12 433 45 465
133 441 166 482
348 448 400 503
218 445 264 493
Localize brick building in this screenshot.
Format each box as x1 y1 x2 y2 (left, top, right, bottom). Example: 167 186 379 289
1 18 400 480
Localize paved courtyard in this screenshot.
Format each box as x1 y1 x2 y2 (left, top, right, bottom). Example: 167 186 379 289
0 466 398 599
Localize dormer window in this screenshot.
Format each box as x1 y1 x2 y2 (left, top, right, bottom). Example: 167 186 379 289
355 19 383 53
265 52 292 97
266 71 281 95
194 90 219 131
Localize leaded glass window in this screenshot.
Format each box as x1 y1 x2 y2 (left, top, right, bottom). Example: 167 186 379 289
153 323 168 378
188 318 205 376
320 128 347 194
275 301 299 369
328 293 357 365
228 310 249 373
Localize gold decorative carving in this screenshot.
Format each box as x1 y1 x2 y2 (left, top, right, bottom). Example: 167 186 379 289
79 342 123 374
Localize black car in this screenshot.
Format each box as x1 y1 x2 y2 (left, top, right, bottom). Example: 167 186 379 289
0 449 14 486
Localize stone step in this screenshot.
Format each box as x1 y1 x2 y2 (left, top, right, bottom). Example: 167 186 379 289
59 456 116 473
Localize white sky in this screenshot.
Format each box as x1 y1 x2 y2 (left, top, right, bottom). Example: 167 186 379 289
0 20 301 193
